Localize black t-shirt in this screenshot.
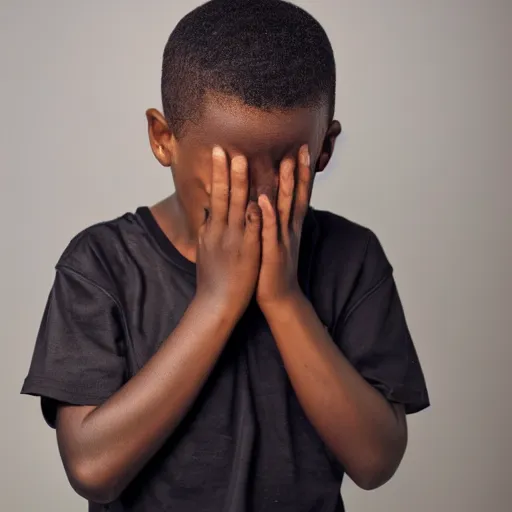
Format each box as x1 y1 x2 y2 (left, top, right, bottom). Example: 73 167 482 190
21 206 429 512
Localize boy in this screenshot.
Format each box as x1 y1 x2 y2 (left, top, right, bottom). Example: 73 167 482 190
21 1 429 511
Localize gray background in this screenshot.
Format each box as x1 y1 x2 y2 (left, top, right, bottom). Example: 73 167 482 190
1 0 511 510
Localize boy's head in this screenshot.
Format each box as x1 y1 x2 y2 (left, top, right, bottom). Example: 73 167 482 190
147 0 341 226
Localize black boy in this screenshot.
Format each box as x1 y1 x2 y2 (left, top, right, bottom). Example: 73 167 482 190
22 1 430 511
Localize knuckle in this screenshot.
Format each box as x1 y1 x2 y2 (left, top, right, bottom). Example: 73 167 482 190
231 164 247 181
299 173 310 185
264 217 277 229
247 220 260 232
281 186 293 198
212 164 228 180
231 155 247 171
215 186 229 200
277 205 288 217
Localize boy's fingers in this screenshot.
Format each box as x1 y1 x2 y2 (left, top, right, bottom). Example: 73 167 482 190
277 158 295 239
293 145 311 233
244 201 262 242
210 146 230 225
258 194 278 256
229 155 249 228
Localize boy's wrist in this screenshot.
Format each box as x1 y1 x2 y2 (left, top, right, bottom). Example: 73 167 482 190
258 290 308 322
192 291 245 327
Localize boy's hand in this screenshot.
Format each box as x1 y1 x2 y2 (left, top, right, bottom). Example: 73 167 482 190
196 147 261 319
256 145 311 311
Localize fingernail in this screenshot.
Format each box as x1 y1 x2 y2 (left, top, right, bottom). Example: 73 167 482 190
212 146 224 158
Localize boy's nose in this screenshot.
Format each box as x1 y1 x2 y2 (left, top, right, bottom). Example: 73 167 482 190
248 160 279 204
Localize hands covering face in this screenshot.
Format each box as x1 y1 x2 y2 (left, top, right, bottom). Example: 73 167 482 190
196 145 312 316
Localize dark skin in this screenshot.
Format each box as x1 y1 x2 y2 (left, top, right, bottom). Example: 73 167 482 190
55 93 407 503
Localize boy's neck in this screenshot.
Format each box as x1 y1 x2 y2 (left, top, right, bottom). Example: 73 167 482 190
150 194 199 264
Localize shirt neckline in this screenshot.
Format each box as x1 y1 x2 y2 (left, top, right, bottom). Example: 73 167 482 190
136 206 197 276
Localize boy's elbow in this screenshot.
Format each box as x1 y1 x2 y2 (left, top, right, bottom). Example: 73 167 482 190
353 415 408 490
66 458 122 504
351 465 395 491
347 444 406 491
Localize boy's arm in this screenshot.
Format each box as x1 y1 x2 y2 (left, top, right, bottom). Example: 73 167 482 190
256 146 415 490
56 149 262 504
57 295 238 504
260 295 407 490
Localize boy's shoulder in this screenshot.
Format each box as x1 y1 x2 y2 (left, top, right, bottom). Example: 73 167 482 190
310 208 393 288
312 208 387 262
55 210 146 290
312 208 370 243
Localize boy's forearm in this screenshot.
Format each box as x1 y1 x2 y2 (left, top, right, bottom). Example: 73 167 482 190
57 294 239 503
261 293 407 491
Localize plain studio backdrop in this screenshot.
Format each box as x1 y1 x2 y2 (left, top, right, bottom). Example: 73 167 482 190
1 1 511 511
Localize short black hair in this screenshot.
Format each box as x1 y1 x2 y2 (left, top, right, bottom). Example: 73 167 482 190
161 0 336 137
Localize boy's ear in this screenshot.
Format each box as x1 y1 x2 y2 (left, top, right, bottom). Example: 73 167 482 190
146 108 176 167
315 120 342 173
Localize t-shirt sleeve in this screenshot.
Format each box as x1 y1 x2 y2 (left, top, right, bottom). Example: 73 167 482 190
21 265 127 428
333 232 430 414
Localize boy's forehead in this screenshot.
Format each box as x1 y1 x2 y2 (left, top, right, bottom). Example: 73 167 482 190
187 93 328 157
